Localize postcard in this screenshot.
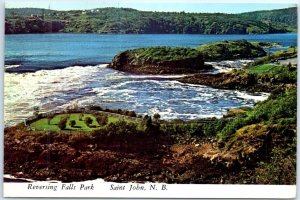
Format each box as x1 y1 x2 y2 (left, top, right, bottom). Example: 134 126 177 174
3 0 297 198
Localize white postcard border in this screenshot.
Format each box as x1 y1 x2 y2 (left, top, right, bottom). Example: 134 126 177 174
1 0 299 199
3 181 297 198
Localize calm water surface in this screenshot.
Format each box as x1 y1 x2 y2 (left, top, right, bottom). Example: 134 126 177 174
5 33 297 72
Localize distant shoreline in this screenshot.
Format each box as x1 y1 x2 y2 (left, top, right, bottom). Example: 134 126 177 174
5 32 298 35
5 7 296 34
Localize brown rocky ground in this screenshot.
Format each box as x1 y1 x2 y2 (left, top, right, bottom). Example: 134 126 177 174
4 121 296 184
177 72 294 93
4 125 219 183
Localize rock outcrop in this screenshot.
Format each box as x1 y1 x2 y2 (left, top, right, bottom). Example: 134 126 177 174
177 71 296 93
197 40 267 61
108 47 212 74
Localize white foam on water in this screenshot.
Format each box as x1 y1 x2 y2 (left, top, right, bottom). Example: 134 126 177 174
97 64 108 68
5 64 269 126
5 65 106 126
127 74 188 79
235 91 269 101
207 59 254 74
5 65 21 69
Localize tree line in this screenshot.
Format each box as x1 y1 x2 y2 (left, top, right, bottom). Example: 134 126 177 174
5 7 297 34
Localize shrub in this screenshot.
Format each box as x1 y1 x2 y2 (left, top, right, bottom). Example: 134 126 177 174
68 132 93 146
197 40 266 60
144 116 152 129
130 46 201 62
218 88 296 141
153 113 161 121
58 116 68 130
85 117 93 127
202 119 227 137
88 105 103 111
92 120 140 138
160 122 206 139
255 145 296 184
33 106 40 117
128 111 137 117
47 116 52 125
69 120 76 127
96 114 108 126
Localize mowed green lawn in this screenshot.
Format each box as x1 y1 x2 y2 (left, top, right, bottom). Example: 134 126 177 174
30 113 139 131
247 63 279 74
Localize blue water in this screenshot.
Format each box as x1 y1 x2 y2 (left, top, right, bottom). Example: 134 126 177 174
5 33 297 72
4 33 297 125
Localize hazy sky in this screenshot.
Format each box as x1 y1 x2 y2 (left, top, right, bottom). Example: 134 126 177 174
5 0 296 14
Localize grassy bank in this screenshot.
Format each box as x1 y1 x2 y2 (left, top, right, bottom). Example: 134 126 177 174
5 87 296 184
30 113 142 131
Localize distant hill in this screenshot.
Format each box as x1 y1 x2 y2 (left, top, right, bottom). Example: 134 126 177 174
240 7 297 31
5 8 56 16
5 7 297 34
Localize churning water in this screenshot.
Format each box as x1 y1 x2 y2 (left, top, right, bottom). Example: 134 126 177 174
5 33 296 125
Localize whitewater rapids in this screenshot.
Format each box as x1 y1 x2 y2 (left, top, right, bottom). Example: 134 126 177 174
4 64 268 126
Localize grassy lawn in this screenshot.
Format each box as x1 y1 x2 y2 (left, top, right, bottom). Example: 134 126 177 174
247 63 275 73
247 63 279 74
107 116 121 124
31 118 61 131
50 114 64 124
66 114 100 131
30 113 142 132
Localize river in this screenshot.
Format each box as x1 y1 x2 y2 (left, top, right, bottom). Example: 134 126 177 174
4 33 297 126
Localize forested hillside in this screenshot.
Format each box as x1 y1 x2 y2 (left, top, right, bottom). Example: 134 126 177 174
5 7 297 34
241 7 297 31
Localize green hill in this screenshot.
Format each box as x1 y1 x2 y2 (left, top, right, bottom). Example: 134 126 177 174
5 8 56 16
197 40 266 60
5 7 297 34
240 7 297 31
108 40 270 74
108 46 210 74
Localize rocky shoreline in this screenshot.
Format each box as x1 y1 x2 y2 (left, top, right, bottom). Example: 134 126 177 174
4 82 295 184
4 116 296 184
177 72 295 93
4 42 297 185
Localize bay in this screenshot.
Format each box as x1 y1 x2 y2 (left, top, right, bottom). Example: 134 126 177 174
4 33 296 126
5 33 297 72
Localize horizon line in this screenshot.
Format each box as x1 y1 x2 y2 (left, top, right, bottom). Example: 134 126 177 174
5 5 297 15
4 1 297 14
